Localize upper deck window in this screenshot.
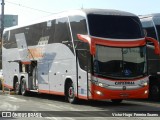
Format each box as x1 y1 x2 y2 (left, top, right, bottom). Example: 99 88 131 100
88 14 144 39
141 17 158 40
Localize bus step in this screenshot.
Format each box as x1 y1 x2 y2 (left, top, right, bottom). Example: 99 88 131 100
29 90 38 93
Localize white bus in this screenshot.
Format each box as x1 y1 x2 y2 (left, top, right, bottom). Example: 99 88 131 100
2 9 159 104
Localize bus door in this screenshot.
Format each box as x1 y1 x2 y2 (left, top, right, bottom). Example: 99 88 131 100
15 33 30 61
76 49 90 99
37 61 50 91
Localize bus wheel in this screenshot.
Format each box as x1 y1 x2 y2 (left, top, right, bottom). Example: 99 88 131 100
111 99 123 104
66 82 77 104
21 78 28 96
149 84 160 100
14 82 21 95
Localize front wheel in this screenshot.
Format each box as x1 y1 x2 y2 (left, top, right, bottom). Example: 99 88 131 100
149 84 160 100
111 99 123 104
66 82 78 104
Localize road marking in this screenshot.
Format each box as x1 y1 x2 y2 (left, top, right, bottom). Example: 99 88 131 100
0 102 19 111
7 96 26 102
45 117 75 120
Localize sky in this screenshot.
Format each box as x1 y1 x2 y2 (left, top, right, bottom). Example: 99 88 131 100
1 0 160 25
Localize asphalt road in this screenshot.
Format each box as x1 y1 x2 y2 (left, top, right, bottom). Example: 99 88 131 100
0 91 160 120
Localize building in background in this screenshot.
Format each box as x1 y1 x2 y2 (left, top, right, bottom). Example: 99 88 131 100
0 14 18 28
0 15 18 68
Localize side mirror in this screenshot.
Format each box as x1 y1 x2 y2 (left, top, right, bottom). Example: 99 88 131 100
77 34 96 55
145 37 160 55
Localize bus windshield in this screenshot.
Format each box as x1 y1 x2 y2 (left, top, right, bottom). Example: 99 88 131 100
93 45 147 79
88 14 144 39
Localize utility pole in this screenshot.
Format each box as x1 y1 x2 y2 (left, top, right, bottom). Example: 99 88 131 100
1 0 4 38
1 0 4 69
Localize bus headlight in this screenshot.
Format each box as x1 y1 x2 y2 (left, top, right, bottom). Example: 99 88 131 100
95 90 103 96
141 81 148 87
144 90 148 94
143 82 148 86
98 83 104 87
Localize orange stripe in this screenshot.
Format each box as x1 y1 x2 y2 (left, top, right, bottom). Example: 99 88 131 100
145 37 160 54
38 89 64 96
77 34 146 55
21 61 31 64
78 95 88 100
49 90 64 96
28 48 44 59
3 83 13 89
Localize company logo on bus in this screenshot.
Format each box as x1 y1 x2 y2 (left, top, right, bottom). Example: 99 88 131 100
115 81 135 85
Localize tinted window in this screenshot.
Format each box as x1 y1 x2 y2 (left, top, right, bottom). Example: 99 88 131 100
153 17 160 41
88 15 144 39
25 23 43 46
3 30 17 49
94 45 147 79
141 18 157 40
69 16 88 40
54 17 71 43
69 16 90 71
77 49 91 72
3 18 73 51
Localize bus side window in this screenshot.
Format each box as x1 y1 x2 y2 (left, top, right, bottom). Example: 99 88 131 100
2 31 9 48
154 17 160 42
69 16 88 41
54 17 73 53
69 16 91 72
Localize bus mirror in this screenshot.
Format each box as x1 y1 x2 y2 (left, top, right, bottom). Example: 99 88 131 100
77 34 96 55
145 37 160 55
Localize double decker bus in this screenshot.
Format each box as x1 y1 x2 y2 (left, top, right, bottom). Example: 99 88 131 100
139 14 160 100
2 9 159 104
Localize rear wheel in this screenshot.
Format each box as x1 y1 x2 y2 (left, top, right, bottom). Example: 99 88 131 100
21 78 28 96
14 82 21 95
111 99 123 104
66 82 78 104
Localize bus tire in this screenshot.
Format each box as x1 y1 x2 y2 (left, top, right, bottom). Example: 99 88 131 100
111 99 123 104
21 78 28 96
66 81 78 104
14 82 21 95
149 84 160 100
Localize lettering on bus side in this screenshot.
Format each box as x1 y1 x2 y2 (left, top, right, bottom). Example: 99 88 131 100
115 82 135 85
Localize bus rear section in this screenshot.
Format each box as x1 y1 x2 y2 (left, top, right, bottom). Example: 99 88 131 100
140 14 160 100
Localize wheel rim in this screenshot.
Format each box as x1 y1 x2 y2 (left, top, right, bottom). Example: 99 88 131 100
151 85 159 96
21 82 26 94
15 82 19 94
68 86 74 98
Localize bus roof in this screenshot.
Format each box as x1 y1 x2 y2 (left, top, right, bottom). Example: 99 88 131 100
3 8 137 32
139 13 160 19
82 9 136 17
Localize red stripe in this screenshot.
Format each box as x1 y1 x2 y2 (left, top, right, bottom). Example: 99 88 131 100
3 83 13 89
77 34 146 55
38 89 64 96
